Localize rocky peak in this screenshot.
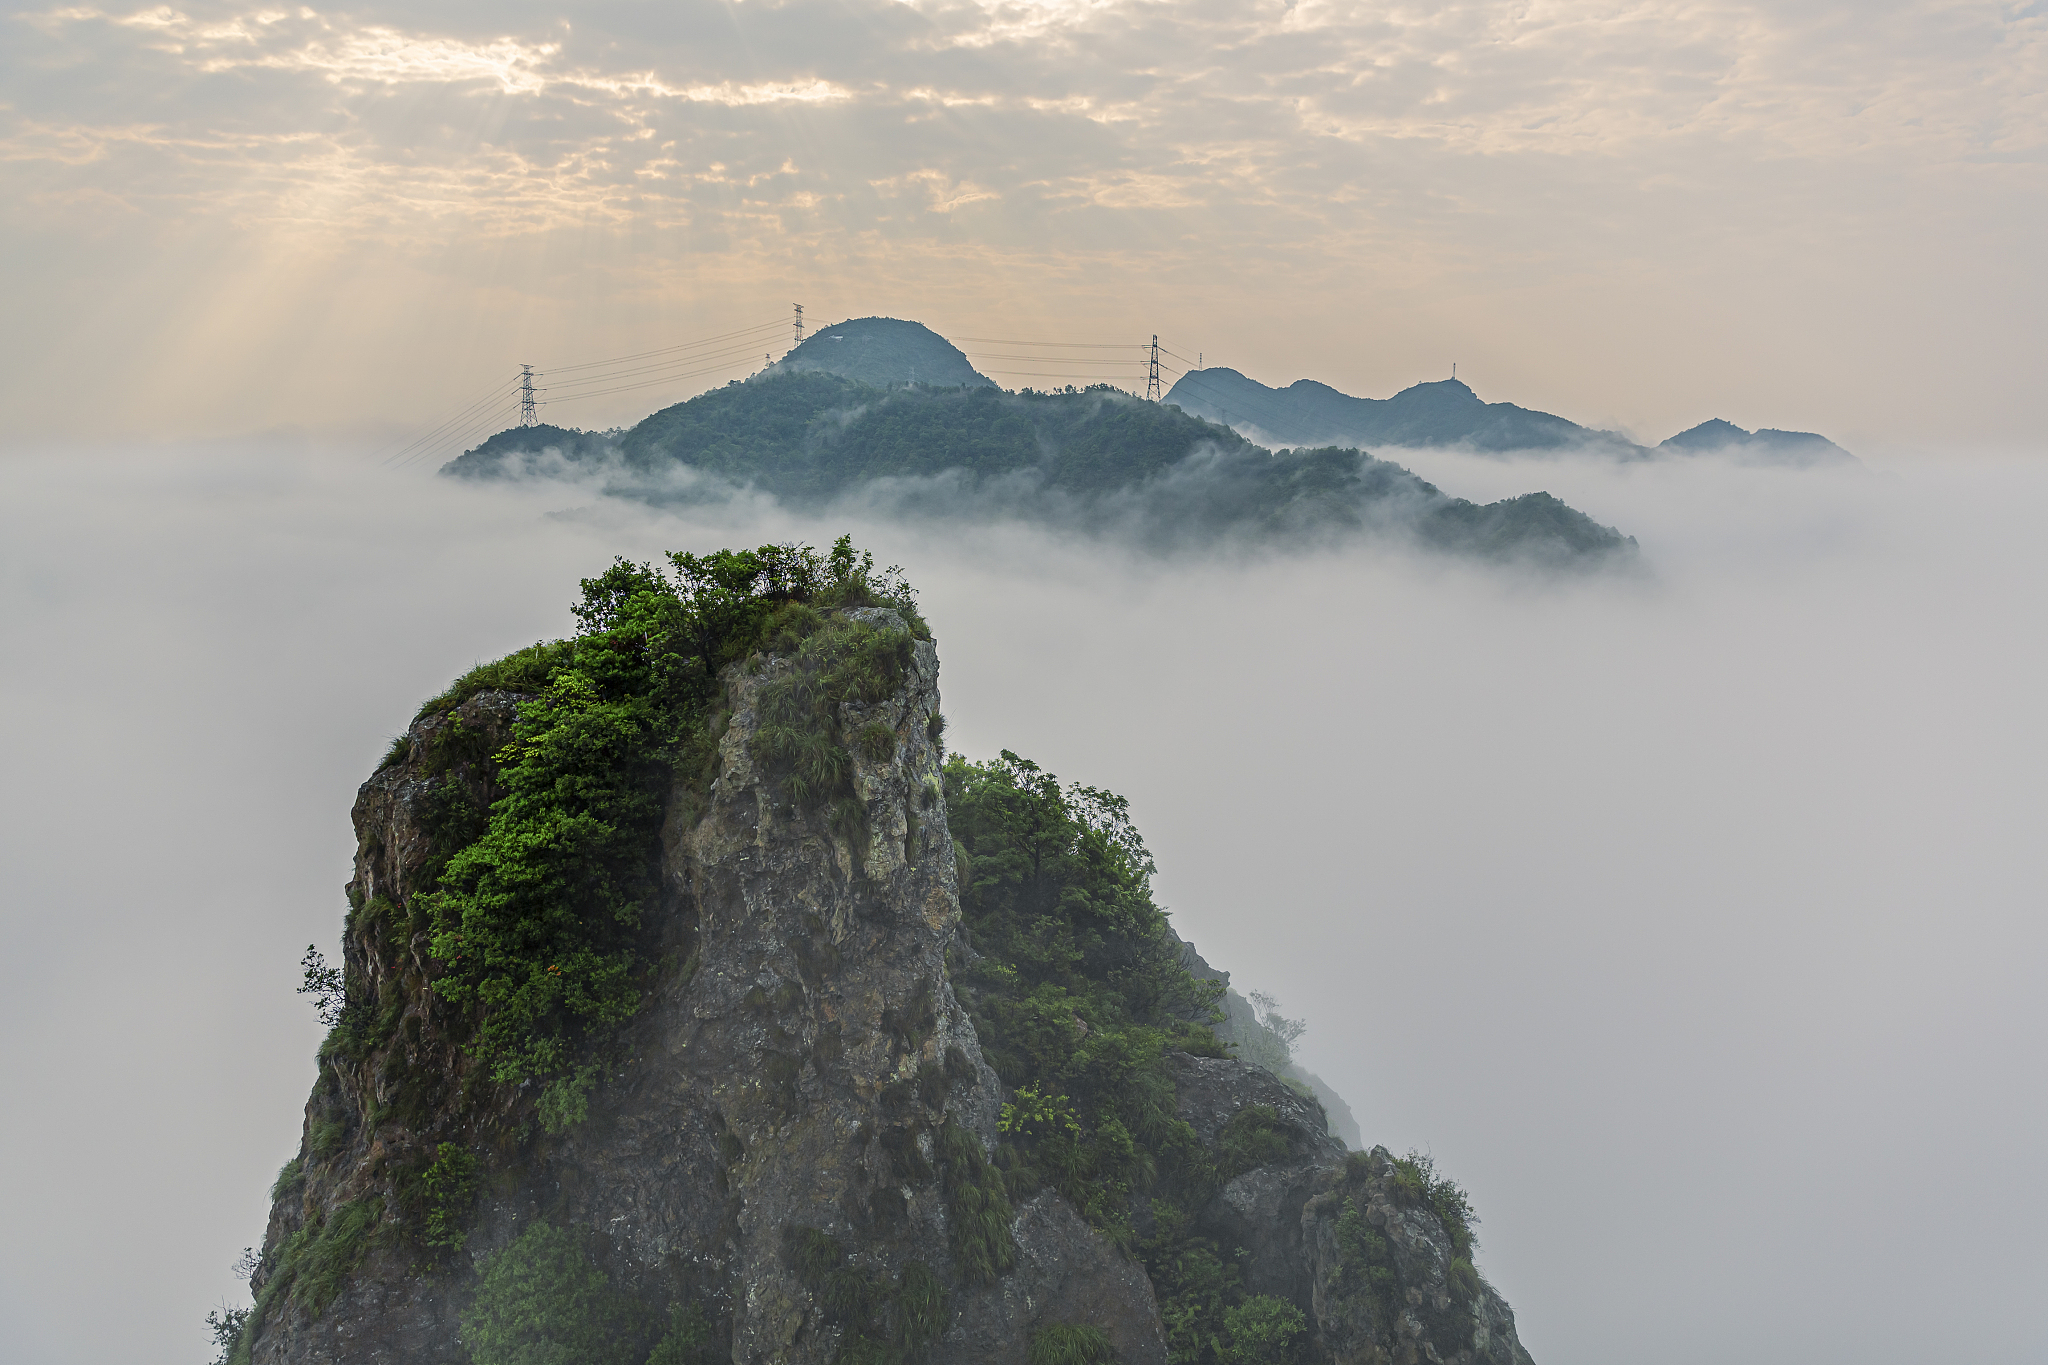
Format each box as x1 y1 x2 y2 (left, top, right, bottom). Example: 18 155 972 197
229 579 1536 1365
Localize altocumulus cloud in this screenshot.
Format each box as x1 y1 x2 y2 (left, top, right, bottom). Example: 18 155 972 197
2 0 2045 444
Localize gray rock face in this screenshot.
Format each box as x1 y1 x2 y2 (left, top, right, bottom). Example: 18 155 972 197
1301 1151 1534 1365
947 1194 1166 1365
1170 1056 1532 1365
239 612 1533 1365
245 610 1159 1365
1171 931 1363 1148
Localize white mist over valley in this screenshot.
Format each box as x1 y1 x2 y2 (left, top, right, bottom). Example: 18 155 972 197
1 437 2041 1363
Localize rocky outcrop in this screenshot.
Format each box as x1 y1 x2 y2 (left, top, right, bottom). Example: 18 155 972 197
947 1194 1166 1365
1171 1057 1534 1365
241 609 1532 1365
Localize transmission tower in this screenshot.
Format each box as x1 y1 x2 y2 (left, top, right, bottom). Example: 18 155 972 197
1145 335 1162 401
519 364 539 426
793 303 804 349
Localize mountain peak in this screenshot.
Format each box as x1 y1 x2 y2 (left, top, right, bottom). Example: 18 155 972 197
1660 418 1752 450
1660 418 1856 467
773 316 993 389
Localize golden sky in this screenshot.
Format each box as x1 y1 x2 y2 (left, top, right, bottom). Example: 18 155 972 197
3 0 2043 448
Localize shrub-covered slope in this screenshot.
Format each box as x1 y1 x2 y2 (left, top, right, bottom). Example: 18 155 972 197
219 542 1536 1365
445 373 1635 567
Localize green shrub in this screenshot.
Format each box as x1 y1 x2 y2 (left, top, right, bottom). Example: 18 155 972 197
751 612 915 822
1386 1153 1429 1204
897 1261 946 1352
206 1305 249 1365
418 1143 480 1249
857 720 899 762
946 751 1224 1237
936 1120 1017 1283
462 1219 643 1365
646 1304 717 1365
292 1196 382 1317
1331 1197 1398 1319
1030 1323 1115 1365
1215 1106 1290 1182
378 734 414 771
270 1158 305 1203
538 1065 600 1134
1386 1151 1478 1257
1446 1257 1480 1303
786 1227 946 1365
1220 1296 1305 1365
414 638 578 721
232 1192 387 1361
307 1118 346 1159
415 538 920 1114
1140 1203 1240 1365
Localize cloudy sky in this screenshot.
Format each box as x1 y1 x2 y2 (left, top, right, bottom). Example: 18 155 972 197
4 0 2045 447
4 5 2048 1365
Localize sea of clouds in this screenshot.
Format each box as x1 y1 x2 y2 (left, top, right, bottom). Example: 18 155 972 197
1 439 2042 1364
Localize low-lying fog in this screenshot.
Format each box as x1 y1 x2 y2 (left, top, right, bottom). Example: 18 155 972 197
1 439 2041 1364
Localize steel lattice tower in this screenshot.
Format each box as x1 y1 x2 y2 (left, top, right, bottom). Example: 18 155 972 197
1145 335 1162 401
519 365 538 426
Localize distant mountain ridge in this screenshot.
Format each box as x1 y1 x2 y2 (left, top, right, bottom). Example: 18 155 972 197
1164 368 1856 466
446 324 1639 568
1656 418 1855 466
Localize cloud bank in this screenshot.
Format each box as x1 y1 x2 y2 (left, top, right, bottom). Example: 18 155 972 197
1 438 2043 1363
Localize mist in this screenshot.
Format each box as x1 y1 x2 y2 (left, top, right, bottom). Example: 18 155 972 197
454 431 1632 568
1 438 2043 1364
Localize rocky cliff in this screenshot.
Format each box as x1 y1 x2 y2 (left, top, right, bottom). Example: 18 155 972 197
231 554 1534 1365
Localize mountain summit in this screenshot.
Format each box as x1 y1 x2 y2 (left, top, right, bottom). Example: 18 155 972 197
773 317 994 389
1658 419 1855 467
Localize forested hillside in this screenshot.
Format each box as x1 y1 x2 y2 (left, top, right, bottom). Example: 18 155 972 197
446 372 1636 567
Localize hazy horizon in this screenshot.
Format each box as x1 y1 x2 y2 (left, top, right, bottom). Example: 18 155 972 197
5 1 2046 450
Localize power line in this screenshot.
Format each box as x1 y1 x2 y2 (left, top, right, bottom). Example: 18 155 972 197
543 337 784 394
391 396 525 469
543 354 781 405
544 319 787 374
976 370 1139 384
380 373 523 466
385 316 1288 471
949 336 1141 348
959 350 1148 364
1155 367 1332 445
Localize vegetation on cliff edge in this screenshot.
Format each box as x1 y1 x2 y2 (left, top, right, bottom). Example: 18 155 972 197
414 537 923 1119
948 751 1323 1365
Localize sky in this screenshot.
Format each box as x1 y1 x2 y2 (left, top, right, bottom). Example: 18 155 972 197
3 3 2048 1365
3 0 2045 449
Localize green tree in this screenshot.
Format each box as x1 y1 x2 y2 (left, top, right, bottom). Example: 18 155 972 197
462 1220 642 1365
